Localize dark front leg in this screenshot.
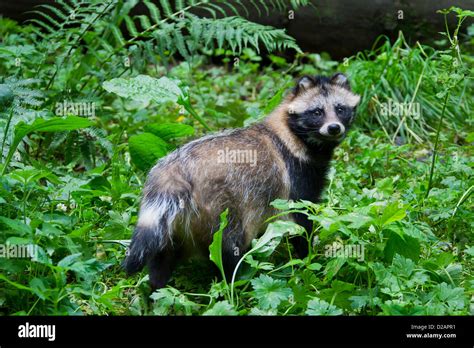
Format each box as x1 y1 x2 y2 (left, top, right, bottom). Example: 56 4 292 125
220 218 246 282
290 212 312 258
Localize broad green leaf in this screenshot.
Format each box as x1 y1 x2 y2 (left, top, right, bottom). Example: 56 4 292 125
378 202 407 227
128 132 169 171
9 168 61 185
5 237 32 244
331 280 356 293
0 217 32 235
307 262 322 271
145 122 194 141
251 220 304 257
270 199 311 211
103 75 211 131
262 85 287 115
57 253 82 269
29 278 48 300
324 257 347 282
244 83 293 126
2 116 93 175
339 212 373 229
465 246 474 257
380 303 426 315
29 245 52 265
103 75 183 104
391 254 416 278
18 116 92 133
383 230 420 262
209 209 229 283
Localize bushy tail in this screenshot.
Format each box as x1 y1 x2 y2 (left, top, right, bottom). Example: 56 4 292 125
122 193 183 274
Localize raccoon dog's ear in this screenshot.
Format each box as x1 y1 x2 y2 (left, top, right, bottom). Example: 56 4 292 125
331 73 351 90
294 75 315 94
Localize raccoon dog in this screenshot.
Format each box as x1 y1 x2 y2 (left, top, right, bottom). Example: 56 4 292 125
123 73 361 289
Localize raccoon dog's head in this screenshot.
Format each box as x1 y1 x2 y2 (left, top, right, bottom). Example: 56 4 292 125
286 73 360 145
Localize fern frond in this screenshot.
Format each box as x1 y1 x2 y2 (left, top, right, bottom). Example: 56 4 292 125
199 3 229 18
1 77 43 110
143 0 161 24
28 0 108 41
0 77 43 158
160 0 174 17
183 16 302 54
110 24 126 47
137 15 152 31
124 16 139 37
25 0 307 92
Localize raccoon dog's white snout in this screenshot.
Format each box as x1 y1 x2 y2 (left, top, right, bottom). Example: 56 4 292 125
319 122 345 137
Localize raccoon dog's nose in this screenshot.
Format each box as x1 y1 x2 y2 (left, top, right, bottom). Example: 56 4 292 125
327 123 342 135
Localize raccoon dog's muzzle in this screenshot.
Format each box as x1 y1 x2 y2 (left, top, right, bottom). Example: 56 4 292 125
319 121 345 140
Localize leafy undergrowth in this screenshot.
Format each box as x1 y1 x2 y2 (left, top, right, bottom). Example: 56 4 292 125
0 4 473 315
1 127 472 315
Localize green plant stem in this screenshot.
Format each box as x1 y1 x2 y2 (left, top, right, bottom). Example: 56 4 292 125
425 87 451 198
425 9 465 198
230 248 252 306
452 185 474 217
1 106 14 160
181 98 212 131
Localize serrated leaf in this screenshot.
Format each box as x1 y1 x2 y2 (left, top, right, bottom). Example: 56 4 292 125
306 298 343 315
251 274 292 310
431 283 465 311
203 300 237 315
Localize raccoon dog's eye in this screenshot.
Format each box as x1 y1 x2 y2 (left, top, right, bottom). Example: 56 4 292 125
336 105 345 113
313 108 323 116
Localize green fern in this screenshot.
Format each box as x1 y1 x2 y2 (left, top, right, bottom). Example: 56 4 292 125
26 0 310 91
0 77 43 159
114 0 308 54
185 16 302 54
27 0 113 41
27 0 116 89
